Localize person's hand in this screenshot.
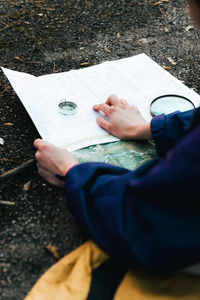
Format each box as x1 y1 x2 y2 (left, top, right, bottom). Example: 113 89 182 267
34 139 78 187
93 94 152 140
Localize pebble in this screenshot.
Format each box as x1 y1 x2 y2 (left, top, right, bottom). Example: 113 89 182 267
0 137 4 145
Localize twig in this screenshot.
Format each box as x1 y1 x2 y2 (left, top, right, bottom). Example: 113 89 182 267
0 200 15 206
0 24 14 32
53 62 56 73
7 0 20 7
0 21 21 33
0 19 7 26
158 4 168 20
148 139 155 147
0 159 35 182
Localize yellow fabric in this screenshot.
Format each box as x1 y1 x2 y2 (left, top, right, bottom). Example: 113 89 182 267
25 241 108 300
25 241 200 300
114 269 200 300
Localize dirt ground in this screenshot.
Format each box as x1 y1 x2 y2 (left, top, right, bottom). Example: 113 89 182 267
0 0 200 299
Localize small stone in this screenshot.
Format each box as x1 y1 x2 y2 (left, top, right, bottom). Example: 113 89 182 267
0 137 4 145
185 25 194 32
138 37 156 44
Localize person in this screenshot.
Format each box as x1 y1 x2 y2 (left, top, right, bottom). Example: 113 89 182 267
34 0 200 273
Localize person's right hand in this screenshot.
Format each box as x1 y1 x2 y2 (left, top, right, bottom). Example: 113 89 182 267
93 94 152 140
34 139 78 187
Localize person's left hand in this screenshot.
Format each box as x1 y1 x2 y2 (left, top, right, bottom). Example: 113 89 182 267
93 94 151 140
34 139 78 187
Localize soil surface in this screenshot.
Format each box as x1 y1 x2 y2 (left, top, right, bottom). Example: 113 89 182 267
0 1 200 299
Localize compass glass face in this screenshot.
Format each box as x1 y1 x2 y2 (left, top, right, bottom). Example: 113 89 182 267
58 100 77 115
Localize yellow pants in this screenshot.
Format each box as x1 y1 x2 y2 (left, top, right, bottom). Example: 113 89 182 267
25 241 200 300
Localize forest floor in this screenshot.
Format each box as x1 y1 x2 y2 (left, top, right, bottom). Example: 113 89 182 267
0 0 200 299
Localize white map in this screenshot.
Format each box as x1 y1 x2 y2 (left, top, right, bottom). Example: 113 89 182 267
2 54 200 151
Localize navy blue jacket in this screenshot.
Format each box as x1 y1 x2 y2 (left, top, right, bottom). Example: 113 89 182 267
64 107 200 273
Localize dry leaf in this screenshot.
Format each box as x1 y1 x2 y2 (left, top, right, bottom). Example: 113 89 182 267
125 38 132 43
104 47 111 53
0 137 4 145
23 181 31 192
4 122 14 126
154 1 161 5
164 27 169 32
80 62 90 66
46 244 60 259
116 32 120 39
162 66 171 70
14 56 21 60
166 57 177 65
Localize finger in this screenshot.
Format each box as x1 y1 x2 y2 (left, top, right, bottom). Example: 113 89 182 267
105 94 119 106
120 99 128 105
37 164 54 179
33 138 44 149
35 149 53 169
93 95 119 111
35 149 47 168
93 104 101 111
35 150 41 161
37 166 64 187
96 116 112 132
92 103 112 115
35 154 47 169
37 166 51 181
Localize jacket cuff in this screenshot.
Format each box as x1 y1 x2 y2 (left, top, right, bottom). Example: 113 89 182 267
64 162 128 228
150 114 167 157
64 163 107 222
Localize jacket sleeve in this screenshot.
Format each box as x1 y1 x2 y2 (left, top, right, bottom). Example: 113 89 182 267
151 107 200 157
64 124 200 273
